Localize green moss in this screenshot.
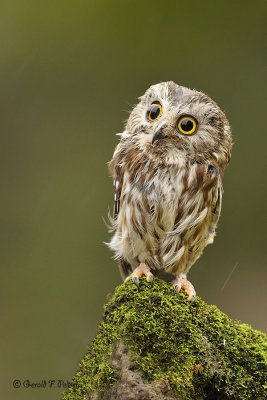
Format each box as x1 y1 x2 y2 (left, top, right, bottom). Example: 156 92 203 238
62 278 267 400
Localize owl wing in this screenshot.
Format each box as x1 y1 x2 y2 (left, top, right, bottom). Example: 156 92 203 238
108 148 123 221
207 183 223 243
111 165 133 279
113 177 122 220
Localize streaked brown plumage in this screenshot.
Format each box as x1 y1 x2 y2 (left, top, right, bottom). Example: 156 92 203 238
108 81 232 299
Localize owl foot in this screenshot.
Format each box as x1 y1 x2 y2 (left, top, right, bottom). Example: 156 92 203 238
126 263 154 289
172 273 196 302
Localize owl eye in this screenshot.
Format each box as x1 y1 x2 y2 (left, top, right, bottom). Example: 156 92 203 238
147 102 162 121
177 115 197 135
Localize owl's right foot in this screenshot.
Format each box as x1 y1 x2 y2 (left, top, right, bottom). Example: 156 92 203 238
125 263 154 289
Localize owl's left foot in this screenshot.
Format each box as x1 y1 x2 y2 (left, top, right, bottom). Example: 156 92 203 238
125 263 154 289
172 273 196 302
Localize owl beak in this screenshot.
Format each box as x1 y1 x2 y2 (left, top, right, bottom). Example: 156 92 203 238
152 128 167 144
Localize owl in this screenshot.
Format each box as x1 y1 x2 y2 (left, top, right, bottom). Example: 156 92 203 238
108 81 232 300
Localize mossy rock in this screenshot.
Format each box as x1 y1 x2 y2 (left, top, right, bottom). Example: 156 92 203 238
62 278 267 400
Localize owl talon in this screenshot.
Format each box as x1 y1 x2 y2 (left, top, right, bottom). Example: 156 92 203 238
127 263 153 289
190 295 196 305
147 273 154 284
172 273 196 302
173 284 179 293
132 276 140 289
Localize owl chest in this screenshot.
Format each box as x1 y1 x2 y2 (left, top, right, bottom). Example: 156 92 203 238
124 166 189 233
115 160 219 269
151 170 184 228
124 162 215 237
152 170 177 200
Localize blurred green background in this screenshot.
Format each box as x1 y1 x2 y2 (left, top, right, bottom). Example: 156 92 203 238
1 1 266 399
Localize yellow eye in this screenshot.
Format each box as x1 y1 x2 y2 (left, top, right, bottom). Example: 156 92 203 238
147 102 162 121
177 115 197 135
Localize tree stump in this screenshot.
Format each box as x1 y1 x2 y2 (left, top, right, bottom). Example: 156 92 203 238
61 278 267 400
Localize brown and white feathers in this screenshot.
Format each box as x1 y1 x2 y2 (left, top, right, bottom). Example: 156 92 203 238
108 81 232 291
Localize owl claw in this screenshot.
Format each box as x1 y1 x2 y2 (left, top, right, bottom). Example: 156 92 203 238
127 263 153 289
132 276 140 290
190 295 196 305
172 273 196 302
173 284 179 293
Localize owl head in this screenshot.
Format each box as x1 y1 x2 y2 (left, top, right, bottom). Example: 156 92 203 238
124 81 232 169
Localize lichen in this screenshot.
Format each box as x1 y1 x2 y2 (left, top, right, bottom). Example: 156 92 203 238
61 278 267 400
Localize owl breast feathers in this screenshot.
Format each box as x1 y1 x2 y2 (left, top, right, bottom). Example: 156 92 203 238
108 81 232 286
